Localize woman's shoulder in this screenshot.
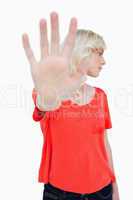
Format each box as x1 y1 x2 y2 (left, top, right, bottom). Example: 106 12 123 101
94 86 107 96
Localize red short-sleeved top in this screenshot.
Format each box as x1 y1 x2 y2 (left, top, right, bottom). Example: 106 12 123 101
32 85 116 194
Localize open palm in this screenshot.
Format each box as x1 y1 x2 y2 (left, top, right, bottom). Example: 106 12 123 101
22 12 87 104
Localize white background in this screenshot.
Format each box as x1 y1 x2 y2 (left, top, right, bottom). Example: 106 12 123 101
0 0 132 199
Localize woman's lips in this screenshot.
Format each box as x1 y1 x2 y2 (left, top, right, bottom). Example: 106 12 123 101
99 67 102 70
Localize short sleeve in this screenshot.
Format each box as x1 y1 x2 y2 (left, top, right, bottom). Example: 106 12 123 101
32 88 46 122
103 92 112 129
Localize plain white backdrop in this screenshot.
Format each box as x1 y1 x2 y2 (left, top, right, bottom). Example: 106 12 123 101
0 0 132 199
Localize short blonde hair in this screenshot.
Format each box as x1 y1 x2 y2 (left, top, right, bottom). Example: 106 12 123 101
62 29 107 75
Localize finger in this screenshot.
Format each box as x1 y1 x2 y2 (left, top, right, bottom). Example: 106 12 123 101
61 17 77 59
39 19 49 59
50 12 60 55
22 33 36 66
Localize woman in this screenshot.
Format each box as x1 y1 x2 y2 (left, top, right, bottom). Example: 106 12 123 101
22 11 120 200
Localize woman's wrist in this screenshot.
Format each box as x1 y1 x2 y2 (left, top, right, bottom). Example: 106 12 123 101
112 181 119 192
36 96 46 112
36 93 61 111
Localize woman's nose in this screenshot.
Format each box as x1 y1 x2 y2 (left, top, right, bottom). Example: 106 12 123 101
101 57 106 65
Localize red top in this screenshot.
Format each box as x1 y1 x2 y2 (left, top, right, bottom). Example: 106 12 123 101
32 85 116 194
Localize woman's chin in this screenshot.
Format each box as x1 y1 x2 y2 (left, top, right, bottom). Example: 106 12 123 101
87 71 100 77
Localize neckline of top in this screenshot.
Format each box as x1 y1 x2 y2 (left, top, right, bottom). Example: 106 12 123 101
60 84 97 109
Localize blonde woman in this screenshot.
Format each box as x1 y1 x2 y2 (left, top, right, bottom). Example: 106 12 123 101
22 11 120 200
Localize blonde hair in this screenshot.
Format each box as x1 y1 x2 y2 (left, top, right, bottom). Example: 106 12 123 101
62 29 107 75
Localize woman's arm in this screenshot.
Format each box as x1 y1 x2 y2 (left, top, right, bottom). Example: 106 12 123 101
32 88 46 121
104 130 116 175
104 130 120 199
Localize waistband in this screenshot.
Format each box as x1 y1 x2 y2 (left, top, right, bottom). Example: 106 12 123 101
44 181 112 198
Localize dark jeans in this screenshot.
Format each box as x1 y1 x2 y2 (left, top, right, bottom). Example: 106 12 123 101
43 181 113 200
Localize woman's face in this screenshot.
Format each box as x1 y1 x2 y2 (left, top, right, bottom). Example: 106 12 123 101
77 48 106 77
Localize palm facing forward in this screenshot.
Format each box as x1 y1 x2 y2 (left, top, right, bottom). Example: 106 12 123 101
22 12 87 109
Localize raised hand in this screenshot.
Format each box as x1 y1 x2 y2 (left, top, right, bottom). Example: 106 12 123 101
22 12 87 110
